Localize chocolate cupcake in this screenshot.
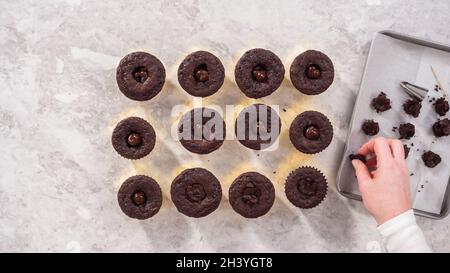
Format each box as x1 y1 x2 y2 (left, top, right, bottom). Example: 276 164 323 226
178 107 226 154
178 51 225 97
290 50 334 95
117 175 162 220
422 151 441 168
432 118 450 137
289 111 333 154
371 92 392 113
112 117 156 160
285 166 327 209
435 97 449 116
229 172 275 218
234 48 285 98
398 123 415 140
403 99 421 118
171 168 222 218
361 120 379 136
116 52 165 101
235 104 281 150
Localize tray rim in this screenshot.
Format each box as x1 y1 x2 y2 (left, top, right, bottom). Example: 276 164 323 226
336 30 450 220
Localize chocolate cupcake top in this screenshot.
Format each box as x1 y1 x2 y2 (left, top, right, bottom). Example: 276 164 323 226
228 172 275 218
435 97 449 116
349 154 366 163
371 92 392 113
432 118 450 137
403 99 421 118
178 107 226 154
422 151 441 168
178 51 225 97
117 175 162 220
234 48 285 98
235 104 281 150
289 111 333 154
171 168 222 218
116 52 165 101
361 120 379 136
290 50 334 95
285 166 327 209
398 123 415 140
112 117 156 160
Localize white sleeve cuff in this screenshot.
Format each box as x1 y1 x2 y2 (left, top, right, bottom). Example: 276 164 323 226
377 209 432 253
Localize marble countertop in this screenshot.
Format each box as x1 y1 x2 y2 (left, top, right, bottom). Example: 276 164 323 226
1 0 450 253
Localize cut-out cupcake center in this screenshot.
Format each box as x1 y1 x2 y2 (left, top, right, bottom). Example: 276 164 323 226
241 183 262 205
305 64 321 80
193 64 209 82
186 183 207 202
298 177 318 196
131 190 147 206
132 66 149 83
252 65 268 82
303 125 320 140
126 132 142 147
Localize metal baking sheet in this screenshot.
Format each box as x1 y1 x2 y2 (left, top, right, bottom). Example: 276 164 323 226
336 30 450 219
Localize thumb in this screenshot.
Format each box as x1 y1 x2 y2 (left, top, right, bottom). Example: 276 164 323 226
351 160 372 188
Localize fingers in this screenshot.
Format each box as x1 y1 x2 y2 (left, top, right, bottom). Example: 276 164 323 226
352 159 372 187
389 139 405 160
365 157 377 170
358 137 393 166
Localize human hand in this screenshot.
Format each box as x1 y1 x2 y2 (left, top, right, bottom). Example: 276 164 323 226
351 137 412 225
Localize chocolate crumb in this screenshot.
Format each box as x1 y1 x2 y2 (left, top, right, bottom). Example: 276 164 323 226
404 144 410 159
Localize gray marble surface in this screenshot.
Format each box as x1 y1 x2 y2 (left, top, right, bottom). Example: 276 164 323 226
1 0 449 253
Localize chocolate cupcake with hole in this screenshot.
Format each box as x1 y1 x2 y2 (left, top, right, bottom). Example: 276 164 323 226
116 52 165 101
171 168 222 218
234 48 285 98
229 172 275 218
285 166 328 209
117 175 162 220
178 51 225 97
178 107 226 154
290 50 334 95
111 117 156 160
289 111 333 154
235 104 281 150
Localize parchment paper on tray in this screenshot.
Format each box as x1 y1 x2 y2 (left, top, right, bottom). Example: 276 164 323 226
337 31 450 216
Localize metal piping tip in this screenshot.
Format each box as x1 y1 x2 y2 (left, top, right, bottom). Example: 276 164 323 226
400 82 428 101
